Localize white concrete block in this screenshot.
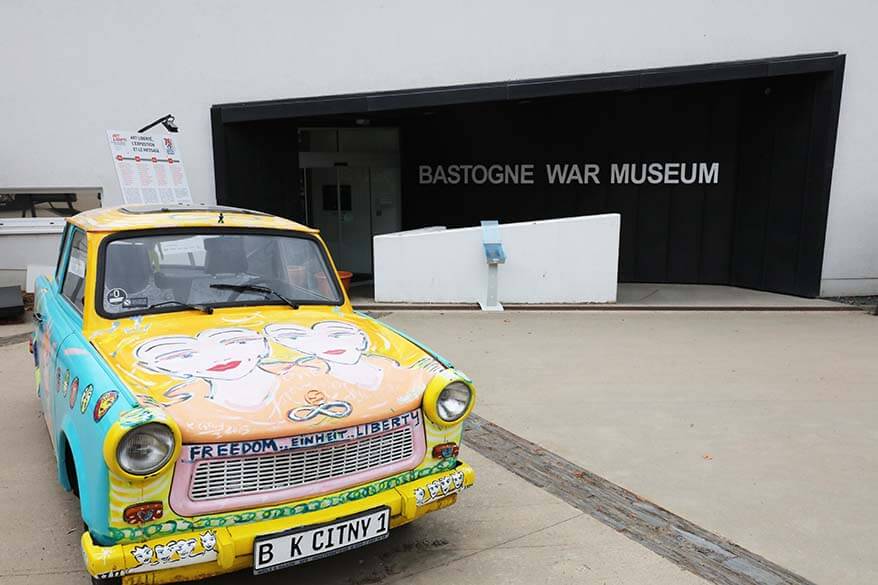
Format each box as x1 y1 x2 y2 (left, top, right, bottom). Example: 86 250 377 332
374 214 619 304
26 264 56 293
0 231 63 288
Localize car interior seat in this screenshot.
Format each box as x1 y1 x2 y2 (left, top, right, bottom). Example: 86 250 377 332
204 237 248 275
105 243 152 293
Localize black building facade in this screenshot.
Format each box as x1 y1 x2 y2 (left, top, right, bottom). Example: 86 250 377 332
211 53 844 297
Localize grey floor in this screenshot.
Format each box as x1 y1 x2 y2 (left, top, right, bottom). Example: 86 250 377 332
349 281 851 309
3 308 875 584
614 283 845 308
383 310 878 585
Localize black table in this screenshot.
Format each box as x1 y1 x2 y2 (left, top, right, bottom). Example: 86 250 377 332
0 193 78 217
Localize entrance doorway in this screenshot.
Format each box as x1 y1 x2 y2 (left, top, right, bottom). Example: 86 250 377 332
298 128 400 275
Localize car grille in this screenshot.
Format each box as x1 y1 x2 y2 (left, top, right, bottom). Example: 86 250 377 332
189 426 415 500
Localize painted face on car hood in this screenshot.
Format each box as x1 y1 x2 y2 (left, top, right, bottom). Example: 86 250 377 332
90 309 445 442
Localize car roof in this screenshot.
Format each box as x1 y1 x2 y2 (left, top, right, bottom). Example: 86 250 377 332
69 204 317 234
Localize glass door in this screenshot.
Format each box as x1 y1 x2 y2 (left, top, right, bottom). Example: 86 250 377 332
304 166 373 274
298 127 402 276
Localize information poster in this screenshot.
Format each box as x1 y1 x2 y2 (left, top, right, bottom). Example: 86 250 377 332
107 130 193 205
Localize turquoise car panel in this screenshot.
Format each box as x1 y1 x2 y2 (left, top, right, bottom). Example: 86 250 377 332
34 270 139 547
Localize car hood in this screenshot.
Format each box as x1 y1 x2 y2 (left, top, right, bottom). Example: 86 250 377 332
90 308 445 443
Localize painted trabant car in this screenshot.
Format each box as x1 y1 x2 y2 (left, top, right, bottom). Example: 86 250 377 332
30 205 475 584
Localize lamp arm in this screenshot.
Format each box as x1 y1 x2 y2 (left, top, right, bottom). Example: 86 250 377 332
137 114 173 134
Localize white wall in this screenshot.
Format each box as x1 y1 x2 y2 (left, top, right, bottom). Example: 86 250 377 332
374 215 620 304
1 1 876 294
0 221 65 287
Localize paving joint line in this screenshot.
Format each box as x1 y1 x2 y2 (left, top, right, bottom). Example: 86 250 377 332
0 331 31 347
463 413 817 585
353 304 858 312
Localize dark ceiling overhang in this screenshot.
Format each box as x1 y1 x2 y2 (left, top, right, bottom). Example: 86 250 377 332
212 52 843 124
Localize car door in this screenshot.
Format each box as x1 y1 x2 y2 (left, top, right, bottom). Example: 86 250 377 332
35 224 130 533
33 225 87 448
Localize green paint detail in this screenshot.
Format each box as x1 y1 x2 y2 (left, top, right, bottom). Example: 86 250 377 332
355 311 455 369
118 407 156 428
108 459 458 542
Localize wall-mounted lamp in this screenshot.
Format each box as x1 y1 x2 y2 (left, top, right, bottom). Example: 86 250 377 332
138 114 179 134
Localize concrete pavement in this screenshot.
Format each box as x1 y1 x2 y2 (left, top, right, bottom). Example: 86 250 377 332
2 309 875 584
384 310 878 585
349 283 855 310
615 283 850 308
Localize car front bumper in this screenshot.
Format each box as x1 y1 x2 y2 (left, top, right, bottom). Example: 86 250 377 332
82 462 474 584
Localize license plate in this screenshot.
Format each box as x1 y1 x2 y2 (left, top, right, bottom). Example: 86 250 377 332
253 507 390 574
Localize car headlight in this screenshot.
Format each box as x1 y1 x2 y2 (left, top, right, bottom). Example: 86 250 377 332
436 382 472 423
116 423 175 475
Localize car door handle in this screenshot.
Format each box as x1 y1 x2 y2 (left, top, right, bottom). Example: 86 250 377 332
32 312 43 324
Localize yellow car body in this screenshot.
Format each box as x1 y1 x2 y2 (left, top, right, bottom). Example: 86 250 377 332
31 205 475 583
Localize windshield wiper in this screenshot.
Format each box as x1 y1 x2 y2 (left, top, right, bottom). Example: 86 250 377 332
145 300 214 314
210 283 300 310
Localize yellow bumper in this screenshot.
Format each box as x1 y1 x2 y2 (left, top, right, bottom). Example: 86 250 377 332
82 463 474 584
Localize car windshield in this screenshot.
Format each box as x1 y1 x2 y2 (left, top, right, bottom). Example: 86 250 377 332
100 231 343 316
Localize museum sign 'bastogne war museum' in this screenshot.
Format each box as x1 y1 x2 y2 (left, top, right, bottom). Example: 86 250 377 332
2 3 876 300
